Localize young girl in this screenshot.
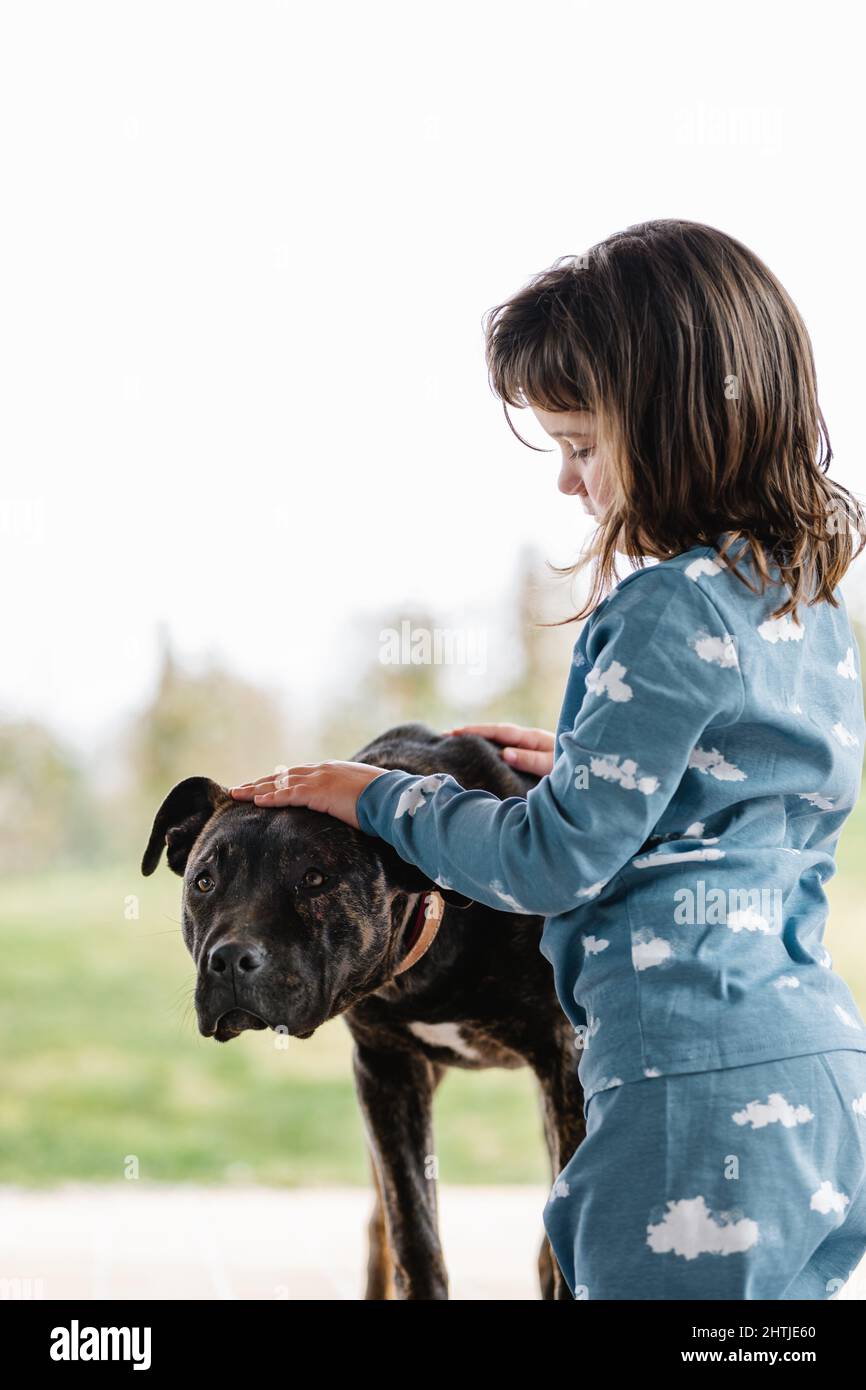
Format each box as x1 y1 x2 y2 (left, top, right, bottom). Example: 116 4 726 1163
231 219 866 1301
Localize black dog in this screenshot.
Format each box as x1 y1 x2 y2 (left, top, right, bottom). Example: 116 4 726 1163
141 723 585 1299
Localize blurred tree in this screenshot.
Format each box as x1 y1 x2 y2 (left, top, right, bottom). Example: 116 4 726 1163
315 605 462 760
0 719 99 871
109 627 293 855
317 544 586 759
479 542 586 734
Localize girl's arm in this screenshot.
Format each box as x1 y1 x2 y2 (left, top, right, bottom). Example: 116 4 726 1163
355 569 746 916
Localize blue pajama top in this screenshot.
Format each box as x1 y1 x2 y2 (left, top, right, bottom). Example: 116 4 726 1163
356 534 866 1101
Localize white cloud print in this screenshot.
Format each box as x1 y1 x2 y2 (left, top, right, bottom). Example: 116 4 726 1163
590 754 659 795
490 879 533 914
646 1196 759 1259
810 1182 849 1216
832 722 859 749
632 934 673 971
732 1092 814 1129
633 846 725 867
688 746 747 782
725 907 780 935
685 556 722 580
576 879 607 899
758 614 805 644
394 774 446 818
690 629 739 669
586 658 633 702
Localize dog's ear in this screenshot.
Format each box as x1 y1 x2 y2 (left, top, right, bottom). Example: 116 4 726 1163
141 776 230 878
376 840 475 909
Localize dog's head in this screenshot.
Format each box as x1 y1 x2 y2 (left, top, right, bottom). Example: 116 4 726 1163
141 775 471 1043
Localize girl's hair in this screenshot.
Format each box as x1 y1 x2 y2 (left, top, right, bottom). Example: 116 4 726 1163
482 218 865 623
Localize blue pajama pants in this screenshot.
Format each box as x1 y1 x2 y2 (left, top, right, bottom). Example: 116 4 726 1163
542 1049 866 1300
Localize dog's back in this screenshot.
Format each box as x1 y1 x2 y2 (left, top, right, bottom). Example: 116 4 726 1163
353 720 538 800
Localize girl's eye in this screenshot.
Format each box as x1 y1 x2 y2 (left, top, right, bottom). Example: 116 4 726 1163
300 868 326 889
195 874 215 893
568 443 595 461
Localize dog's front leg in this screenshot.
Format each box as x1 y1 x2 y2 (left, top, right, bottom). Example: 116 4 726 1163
352 1042 448 1300
533 1048 587 1300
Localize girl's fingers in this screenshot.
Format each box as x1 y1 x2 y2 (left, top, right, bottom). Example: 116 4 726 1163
231 765 319 798
253 786 296 805
446 723 520 744
501 746 555 776
447 723 555 750
230 779 277 798
234 777 298 804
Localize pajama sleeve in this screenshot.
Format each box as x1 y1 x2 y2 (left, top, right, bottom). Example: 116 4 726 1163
355 569 746 916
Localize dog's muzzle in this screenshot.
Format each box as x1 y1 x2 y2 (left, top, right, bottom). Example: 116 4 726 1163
199 937 271 1041
211 1008 268 1042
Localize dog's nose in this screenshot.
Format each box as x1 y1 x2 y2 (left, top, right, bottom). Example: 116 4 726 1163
207 940 267 977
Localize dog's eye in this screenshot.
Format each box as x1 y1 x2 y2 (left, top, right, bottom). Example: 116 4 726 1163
195 874 215 893
299 868 325 889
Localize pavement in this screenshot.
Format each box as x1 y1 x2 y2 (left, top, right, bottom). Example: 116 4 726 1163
2 1184 865 1300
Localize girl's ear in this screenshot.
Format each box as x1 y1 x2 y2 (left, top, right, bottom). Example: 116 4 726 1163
375 838 475 908
141 776 230 877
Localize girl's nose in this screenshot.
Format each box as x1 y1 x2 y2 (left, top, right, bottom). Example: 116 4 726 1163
558 467 586 497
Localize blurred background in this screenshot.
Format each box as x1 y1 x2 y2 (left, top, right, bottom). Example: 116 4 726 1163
1 0 865 1298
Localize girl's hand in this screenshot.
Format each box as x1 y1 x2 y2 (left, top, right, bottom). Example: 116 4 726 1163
229 761 387 829
442 723 555 777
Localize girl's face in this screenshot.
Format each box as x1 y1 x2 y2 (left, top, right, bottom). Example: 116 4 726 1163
529 405 614 517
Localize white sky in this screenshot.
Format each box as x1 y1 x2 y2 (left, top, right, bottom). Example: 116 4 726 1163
1 0 864 756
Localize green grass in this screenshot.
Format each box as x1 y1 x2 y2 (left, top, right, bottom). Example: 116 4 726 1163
2 797 865 1187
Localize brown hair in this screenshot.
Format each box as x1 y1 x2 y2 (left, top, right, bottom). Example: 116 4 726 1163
481 218 865 623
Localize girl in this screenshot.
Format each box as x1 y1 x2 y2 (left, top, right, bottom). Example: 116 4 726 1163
231 219 866 1300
